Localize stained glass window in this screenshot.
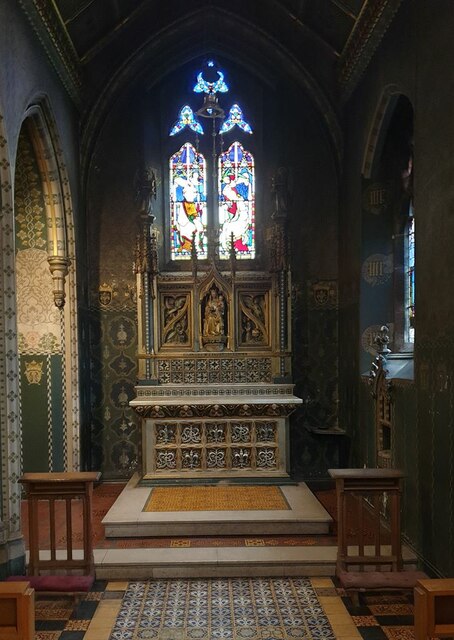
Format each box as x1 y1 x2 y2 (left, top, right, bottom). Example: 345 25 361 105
169 62 256 261
218 142 255 259
169 105 203 136
220 104 253 135
170 143 207 260
405 208 415 343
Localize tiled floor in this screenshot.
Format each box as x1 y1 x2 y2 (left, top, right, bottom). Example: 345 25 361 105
340 589 417 640
34 578 421 640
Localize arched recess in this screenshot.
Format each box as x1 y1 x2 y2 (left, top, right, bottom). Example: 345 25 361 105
362 84 402 179
360 87 414 370
14 101 80 475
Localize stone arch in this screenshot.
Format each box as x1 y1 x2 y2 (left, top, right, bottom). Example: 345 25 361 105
80 6 343 189
362 84 410 179
15 100 80 474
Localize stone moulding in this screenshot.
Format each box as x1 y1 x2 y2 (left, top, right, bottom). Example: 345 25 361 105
18 0 82 106
135 384 296 398
132 403 299 419
338 0 404 102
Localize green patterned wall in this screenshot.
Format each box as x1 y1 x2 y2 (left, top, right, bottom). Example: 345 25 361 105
88 301 138 479
14 127 66 472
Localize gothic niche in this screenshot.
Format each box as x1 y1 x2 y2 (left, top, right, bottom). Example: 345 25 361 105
161 293 190 346
201 284 227 351
239 293 268 346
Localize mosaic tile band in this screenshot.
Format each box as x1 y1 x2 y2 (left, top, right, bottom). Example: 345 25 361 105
144 486 289 512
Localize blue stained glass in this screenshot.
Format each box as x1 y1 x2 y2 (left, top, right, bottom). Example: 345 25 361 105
169 105 204 136
220 104 253 135
170 143 208 260
405 214 415 343
193 70 229 95
218 142 255 260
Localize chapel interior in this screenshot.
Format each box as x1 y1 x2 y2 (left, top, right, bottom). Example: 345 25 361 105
0 0 453 635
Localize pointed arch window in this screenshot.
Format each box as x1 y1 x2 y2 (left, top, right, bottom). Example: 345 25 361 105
168 61 255 261
404 203 415 343
170 143 208 260
218 142 255 259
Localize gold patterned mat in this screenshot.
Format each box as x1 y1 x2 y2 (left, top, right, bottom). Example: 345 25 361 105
144 486 290 511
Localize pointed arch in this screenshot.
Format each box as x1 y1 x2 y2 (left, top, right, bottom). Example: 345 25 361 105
218 141 255 259
362 84 403 179
16 101 80 472
170 142 208 260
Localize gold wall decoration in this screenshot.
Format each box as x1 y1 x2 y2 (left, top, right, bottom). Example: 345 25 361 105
99 282 113 306
25 360 44 385
309 280 338 310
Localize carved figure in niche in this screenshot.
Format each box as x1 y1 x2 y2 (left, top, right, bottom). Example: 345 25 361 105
240 294 267 345
203 287 225 337
134 167 157 216
162 294 189 345
271 166 289 218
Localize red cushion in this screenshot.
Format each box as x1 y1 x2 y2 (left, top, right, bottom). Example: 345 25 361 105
338 570 428 590
6 575 94 592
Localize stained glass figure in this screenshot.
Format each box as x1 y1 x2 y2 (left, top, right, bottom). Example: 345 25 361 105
405 212 415 343
170 143 207 260
218 142 255 259
169 105 204 136
220 104 253 135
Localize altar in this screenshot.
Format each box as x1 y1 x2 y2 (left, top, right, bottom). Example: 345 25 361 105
131 382 300 480
129 161 301 482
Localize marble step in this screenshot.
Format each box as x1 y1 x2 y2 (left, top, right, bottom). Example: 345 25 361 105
92 545 419 580
27 546 418 580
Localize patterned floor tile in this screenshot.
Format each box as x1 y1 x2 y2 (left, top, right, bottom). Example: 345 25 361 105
382 627 415 640
110 578 336 640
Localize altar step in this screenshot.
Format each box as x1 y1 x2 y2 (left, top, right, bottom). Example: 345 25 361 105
102 476 332 538
92 545 418 580
94 545 339 580
29 545 419 581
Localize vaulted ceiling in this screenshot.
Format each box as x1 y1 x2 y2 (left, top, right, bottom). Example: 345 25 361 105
55 0 365 62
20 0 403 109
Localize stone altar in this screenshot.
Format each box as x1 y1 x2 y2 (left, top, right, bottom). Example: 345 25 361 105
129 173 301 482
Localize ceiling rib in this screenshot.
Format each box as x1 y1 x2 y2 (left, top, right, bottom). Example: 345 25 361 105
331 0 359 21
63 0 97 25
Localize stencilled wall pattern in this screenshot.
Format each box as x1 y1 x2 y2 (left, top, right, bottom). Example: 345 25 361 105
88 288 139 479
0 112 23 576
14 128 66 472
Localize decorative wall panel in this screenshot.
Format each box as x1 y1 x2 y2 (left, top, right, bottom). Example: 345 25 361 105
15 129 65 473
89 304 139 478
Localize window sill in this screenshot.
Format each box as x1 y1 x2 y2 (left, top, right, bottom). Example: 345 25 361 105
361 351 414 382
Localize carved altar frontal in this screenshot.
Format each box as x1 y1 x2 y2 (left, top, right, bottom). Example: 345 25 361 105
132 383 300 479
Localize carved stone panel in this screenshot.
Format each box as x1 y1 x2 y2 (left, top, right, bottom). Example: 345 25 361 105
237 290 270 348
147 418 282 475
159 291 192 350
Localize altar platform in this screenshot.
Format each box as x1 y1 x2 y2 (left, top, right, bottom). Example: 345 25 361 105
22 481 419 580
102 474 332 538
